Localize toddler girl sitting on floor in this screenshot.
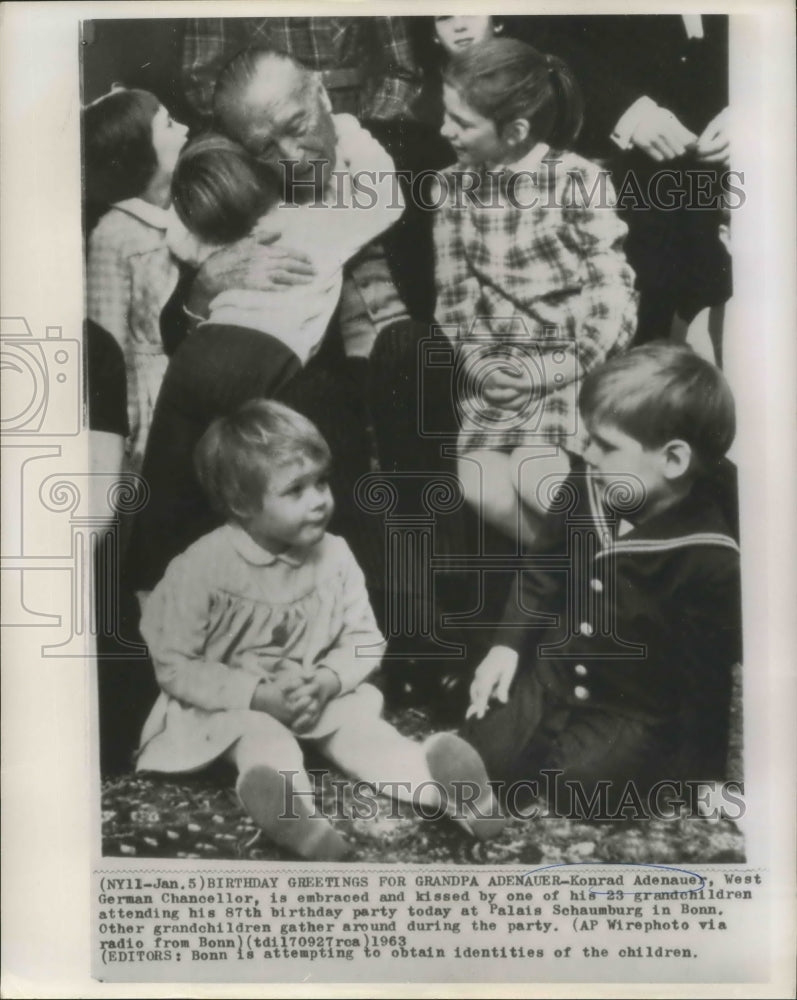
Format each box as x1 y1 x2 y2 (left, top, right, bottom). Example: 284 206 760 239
136 399 504 859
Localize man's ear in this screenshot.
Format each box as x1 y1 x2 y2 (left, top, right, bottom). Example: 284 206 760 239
314 73 333 114
500 118 531 150
661 439 693 480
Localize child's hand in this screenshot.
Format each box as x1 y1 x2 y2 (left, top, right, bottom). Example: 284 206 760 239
466 646 519 721
289 668 342 735
250 676 301 725
481 366 532 413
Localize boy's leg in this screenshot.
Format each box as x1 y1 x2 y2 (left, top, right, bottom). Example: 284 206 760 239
462 667 673 818
460 664 548 801
228 711 349 861
536 709 673 818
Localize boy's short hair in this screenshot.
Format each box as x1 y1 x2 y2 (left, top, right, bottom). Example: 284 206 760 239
195 399 331 522
83 87 160 205
171 133 277 245
579 344 736 468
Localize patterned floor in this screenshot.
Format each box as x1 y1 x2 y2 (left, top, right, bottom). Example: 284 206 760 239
101 705 745 865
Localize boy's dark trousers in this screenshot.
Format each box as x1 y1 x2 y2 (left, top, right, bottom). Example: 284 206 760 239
461 666 675 816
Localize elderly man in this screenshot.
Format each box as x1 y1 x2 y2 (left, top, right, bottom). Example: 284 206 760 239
209 44 458 506
214 46 460 454
128 48 433 607
201 46 411 361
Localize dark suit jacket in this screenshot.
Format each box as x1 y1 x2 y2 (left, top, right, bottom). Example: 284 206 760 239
504 15 728 159
506 15 732 315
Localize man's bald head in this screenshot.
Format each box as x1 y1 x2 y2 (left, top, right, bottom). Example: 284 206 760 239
213 47 337 186
214 49 305 138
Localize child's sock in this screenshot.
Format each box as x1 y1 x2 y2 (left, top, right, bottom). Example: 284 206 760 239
236 765 350 861
423 733 506 842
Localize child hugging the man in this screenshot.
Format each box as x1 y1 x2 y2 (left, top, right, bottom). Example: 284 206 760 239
462 344 742 813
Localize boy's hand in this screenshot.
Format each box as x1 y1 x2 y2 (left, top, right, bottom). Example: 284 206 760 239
466 646 519 720
289 667 342 734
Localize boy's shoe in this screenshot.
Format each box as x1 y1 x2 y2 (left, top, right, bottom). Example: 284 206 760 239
237 765 351 861
424 732 506 842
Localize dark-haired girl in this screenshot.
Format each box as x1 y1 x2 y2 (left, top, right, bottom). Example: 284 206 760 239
85 87 188 469
433 39 638 546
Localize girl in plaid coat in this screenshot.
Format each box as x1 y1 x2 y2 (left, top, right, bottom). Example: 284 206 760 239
433 38 638 547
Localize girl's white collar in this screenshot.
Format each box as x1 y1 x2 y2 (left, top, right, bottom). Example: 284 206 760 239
503 141 551 175
113 197 171 231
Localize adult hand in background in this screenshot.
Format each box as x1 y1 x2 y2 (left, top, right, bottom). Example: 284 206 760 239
694 108 730 166
631 106 698 162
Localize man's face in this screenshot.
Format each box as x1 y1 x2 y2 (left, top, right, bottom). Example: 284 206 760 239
238 59 338 191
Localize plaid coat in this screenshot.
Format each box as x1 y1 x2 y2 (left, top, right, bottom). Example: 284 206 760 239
433 149 638 455
86 198 178 470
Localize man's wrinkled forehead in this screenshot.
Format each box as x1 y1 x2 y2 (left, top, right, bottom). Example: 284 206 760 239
241 58 315 131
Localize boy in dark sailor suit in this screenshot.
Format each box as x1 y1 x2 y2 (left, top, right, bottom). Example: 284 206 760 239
462 344 741 811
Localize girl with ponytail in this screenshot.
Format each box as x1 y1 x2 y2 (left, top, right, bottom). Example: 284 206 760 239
434 37 638 547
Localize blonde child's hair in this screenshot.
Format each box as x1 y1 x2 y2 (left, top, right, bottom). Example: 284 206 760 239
195 399 331 521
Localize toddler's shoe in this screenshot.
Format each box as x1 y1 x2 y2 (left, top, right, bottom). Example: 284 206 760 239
424 732 506 842
237 765 351 861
